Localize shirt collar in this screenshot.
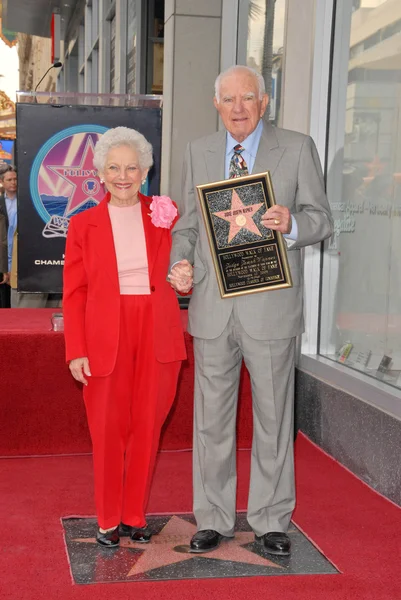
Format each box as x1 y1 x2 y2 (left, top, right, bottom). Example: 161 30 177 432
226 119 264 157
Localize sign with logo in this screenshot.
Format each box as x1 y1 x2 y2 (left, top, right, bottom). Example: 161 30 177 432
30 125 107 240
16 103 161 292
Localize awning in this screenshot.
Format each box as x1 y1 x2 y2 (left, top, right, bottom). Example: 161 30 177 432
2 0 57 38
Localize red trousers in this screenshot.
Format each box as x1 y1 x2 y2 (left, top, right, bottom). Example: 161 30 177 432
83 295 182 530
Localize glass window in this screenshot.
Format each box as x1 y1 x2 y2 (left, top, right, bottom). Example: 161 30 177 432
146 0 164 94
78 24 84 69
320 0 401 390
244 0 286 125
92 0 99 43
126 0 137 94
110 14 116 93
86 4 93 52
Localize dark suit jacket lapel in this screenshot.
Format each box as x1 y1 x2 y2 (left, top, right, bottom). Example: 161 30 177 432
0 195 8 228
205 130 226 183
252 121 286 177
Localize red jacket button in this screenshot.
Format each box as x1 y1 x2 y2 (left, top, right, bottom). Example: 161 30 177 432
151 286 155 292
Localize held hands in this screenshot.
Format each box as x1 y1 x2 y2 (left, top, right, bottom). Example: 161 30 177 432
168 259 194 294
69 357 91 386
261 205 292 235
0 272 10 285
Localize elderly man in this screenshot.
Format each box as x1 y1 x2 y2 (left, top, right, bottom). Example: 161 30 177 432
169 65 333 556
0 165 17 307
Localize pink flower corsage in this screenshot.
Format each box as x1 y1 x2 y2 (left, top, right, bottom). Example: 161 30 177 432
149 195 178 228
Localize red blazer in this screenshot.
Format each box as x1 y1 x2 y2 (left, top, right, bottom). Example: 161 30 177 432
63 192 187 377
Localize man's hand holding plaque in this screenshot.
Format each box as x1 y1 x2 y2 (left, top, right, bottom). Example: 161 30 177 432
261 205 292 235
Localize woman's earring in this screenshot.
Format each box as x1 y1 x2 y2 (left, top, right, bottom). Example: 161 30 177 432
100 179 104 184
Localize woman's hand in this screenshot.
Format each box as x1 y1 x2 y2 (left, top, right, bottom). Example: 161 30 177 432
69 357 91 385
168 260 193 294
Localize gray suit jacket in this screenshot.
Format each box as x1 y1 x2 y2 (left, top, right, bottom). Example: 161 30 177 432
171 121 333 340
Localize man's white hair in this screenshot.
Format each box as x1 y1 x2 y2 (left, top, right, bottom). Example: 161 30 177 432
93 126 153 173
214 65 266 103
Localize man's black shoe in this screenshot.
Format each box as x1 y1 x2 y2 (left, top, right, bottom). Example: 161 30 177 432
255 531 291 556
189 529 232 553
96 527 120 547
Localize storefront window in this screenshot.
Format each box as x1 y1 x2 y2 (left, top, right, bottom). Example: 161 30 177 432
320 0 401 389
244 0 286 125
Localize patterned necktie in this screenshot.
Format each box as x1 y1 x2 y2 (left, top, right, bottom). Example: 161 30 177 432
229 144 249 178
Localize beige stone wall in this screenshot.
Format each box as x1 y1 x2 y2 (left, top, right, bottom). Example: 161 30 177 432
17 34 55 93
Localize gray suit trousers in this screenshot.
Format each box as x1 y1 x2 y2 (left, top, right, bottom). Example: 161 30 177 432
192 303 295 537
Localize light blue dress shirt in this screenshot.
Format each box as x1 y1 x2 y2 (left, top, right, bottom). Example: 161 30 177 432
225 119 298 241
5 194 17 272
5 194 17 225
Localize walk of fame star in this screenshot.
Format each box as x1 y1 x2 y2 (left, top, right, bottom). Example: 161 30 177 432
48 136 104 217
213 189 264 243
73 516 281 578
63 513 338 584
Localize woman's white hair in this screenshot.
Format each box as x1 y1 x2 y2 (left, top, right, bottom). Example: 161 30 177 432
93 126 153 173
214 65 266 102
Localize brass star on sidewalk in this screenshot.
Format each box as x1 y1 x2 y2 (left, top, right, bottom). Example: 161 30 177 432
213 189 263 243
73 515 283 578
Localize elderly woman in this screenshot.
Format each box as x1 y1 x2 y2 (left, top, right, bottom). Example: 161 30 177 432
63 127 186 547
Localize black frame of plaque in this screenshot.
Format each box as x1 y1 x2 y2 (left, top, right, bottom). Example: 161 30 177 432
197 172 293 298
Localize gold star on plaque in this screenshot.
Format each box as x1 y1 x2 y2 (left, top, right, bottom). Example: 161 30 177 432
213 189 263 243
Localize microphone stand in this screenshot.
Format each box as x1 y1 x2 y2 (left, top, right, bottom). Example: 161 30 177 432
34 62 63 95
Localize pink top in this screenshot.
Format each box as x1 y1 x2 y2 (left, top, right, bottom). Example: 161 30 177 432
108 202 150 295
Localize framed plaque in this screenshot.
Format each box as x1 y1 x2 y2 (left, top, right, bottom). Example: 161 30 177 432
197 172 292 298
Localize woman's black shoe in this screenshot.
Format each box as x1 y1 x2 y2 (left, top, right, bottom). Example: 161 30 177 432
119 522 132 537
120 522 152 543
131 526 152 543
96 527 120 547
